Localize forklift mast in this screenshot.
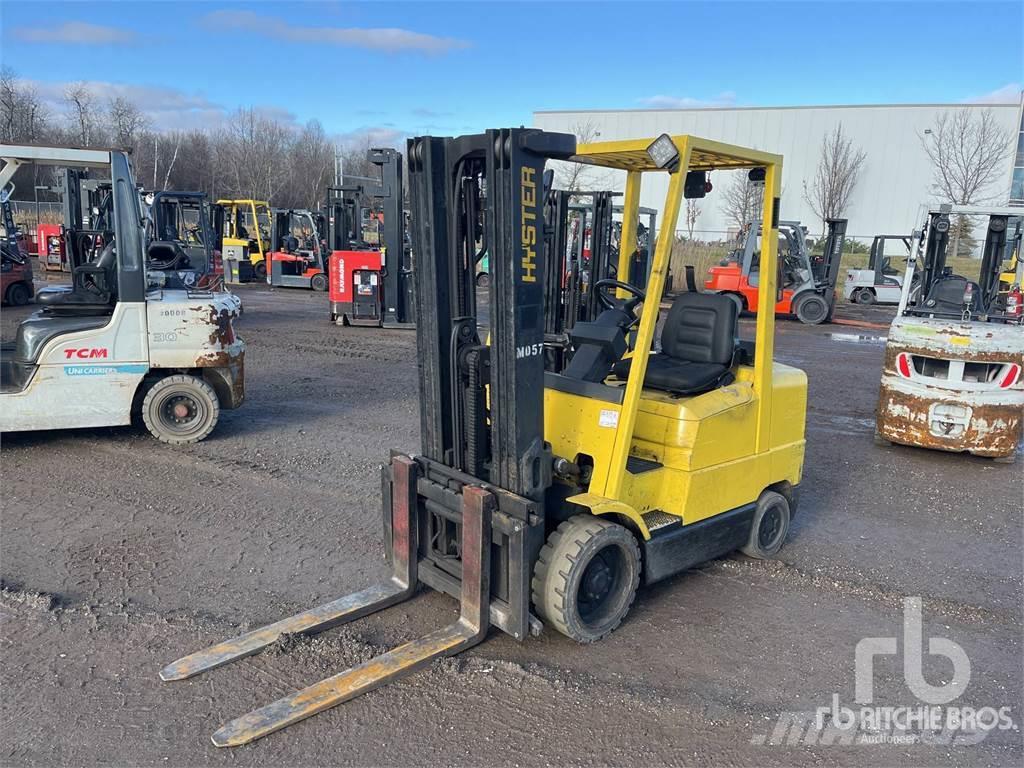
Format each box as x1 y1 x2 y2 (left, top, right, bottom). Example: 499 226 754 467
407 129 574 496
817 217 848 303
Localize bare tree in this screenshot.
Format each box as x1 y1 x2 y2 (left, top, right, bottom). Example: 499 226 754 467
108 96 149 150
284 120 335 209
1 68 48 144
720 172 764 232
921 108 1013 205
553 120 609 192
214 108 292 202
64 82 104 146
919 108 1014 257
802 124 866 234
684 196 701 239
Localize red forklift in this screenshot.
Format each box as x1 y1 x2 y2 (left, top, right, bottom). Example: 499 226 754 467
266 208 329 291
2 193 33 305
328 148 414 327
704 216 848 324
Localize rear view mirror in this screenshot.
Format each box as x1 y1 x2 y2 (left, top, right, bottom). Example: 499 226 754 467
748 168 766 183
684 171 711 199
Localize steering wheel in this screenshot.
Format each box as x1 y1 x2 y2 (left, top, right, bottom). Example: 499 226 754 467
594 278 646 321
2 242 26 265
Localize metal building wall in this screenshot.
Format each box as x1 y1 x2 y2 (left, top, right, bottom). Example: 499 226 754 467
534 102 1021 242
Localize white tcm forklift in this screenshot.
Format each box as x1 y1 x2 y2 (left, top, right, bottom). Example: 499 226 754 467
0 145 245 444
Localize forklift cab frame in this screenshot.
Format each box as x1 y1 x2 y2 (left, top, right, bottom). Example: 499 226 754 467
147 191 221 289
216 198 270 278
266 208 329 290
843 234 913 305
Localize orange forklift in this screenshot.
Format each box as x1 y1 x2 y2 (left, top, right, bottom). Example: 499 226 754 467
704 216 847 324
266 208 329 291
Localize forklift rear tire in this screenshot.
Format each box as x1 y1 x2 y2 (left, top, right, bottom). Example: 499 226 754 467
254 261 267 279
310 273 328 292
740 491 791 559
141 374 220 445
855 288 876 305
725 293 745 317
531 515 641 643
795 294 829 325
6 282 30 306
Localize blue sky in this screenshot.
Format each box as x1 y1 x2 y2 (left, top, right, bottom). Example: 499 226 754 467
2 1 1020 145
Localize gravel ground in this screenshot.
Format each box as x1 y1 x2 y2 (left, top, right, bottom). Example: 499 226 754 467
1 274 1021 767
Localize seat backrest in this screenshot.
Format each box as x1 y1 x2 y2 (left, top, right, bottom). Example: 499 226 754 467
660 292 737 366
924 275 983 314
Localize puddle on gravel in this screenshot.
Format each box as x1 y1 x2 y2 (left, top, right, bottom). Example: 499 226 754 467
827 332 887 344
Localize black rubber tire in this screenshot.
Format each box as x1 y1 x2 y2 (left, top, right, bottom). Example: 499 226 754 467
531 515 641 643
741 490 791 559
855 287 876 305
6 282 30 306
794 293 829 324
253 260 267 279
141 374 220 445
725 293 745 317
310 273 328 292
476 272 490 289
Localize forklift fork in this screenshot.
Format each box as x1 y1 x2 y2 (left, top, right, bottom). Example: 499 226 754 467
159 456 493 747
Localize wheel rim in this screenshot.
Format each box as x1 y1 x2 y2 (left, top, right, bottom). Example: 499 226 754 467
577 545 627 627
157 391 208 436
758 506 783 549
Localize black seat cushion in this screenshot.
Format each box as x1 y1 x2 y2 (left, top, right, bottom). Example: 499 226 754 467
14 313 110 363
611 292 738 395
611 355 730 395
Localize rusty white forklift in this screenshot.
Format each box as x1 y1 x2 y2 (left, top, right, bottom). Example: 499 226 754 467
0 145 245 444
876 204 1023 459
161 131 807 746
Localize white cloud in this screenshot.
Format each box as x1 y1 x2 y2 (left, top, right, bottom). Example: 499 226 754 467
334 126 407 151
637 91 738 109
25 78 298 133
202 10 470 54
963 83 1022 104
13 21 137 45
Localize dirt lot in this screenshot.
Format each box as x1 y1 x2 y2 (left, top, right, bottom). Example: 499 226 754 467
1 277 1021 767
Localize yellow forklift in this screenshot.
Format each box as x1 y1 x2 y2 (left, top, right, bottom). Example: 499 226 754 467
216 198 271 279
161 131 807 746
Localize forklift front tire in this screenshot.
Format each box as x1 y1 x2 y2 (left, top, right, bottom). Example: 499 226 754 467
741 491 791 559
531 515 641 644
6 282 31 306
311 273 328 292
254 261 267 279
141 374 220 445
795 294 829 325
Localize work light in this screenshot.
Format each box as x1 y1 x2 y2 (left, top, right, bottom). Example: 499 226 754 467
646 134 679 170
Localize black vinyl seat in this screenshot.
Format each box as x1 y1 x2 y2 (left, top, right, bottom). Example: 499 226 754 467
612 292 739 396
36 240 117 312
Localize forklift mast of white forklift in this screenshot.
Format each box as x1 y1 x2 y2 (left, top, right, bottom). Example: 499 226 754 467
904 205 1021 320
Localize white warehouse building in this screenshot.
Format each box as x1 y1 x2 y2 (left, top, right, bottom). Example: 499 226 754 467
534 100 1024 242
